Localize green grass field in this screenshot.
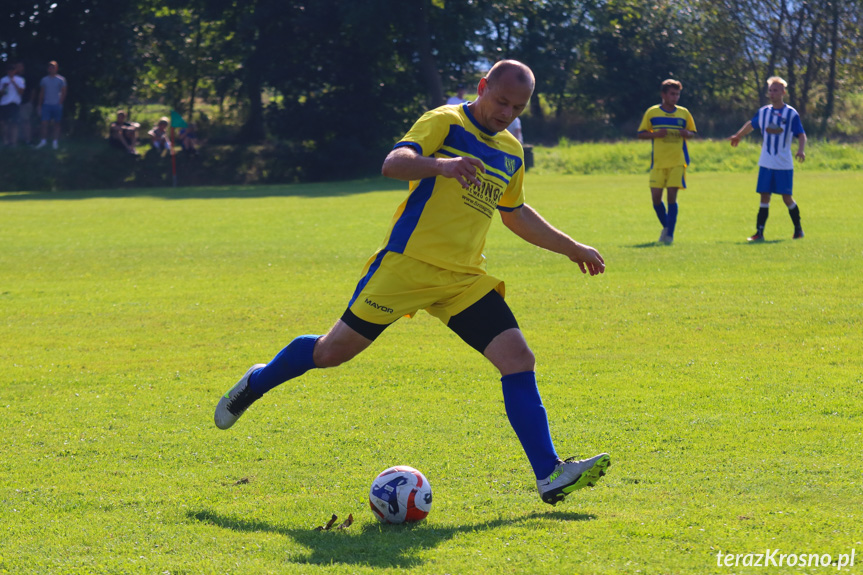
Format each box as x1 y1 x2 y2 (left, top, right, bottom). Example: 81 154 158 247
1 170 861 574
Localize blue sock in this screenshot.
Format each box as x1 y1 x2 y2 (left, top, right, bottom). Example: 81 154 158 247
653 202 668 228
501 371 559 479
666 202 678 237
248 335 319 395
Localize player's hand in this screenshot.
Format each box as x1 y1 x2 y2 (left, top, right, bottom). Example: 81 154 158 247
654 129 668 139
728 135 740 147
796 150 806 162
440 156 485 189
569 243 605 276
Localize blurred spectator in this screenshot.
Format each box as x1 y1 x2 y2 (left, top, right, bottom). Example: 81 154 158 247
507 116 523 144
109 110 140 155
178 122 199 155
18 88 35 145
446 84 467 105
148 117 171 152
35 61 67 150
0 62 26 146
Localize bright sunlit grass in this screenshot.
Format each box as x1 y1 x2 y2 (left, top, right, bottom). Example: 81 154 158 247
1 170 861 574
536 139 863 174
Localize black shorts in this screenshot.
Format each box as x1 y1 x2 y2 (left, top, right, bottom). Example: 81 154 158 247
340 289 519 354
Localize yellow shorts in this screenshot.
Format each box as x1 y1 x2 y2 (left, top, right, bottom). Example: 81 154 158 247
347 251 505 325
649 165 687 189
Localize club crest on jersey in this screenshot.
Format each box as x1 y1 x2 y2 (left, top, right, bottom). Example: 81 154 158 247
505 157 516 175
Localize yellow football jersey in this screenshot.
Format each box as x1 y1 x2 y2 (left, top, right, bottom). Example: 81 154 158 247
638 105 696 169
377 103 525 275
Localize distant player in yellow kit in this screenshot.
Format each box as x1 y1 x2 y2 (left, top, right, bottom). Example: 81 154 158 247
214 60 611 505
637 79 697 244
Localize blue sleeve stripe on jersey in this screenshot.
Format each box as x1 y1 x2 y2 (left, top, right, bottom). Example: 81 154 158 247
347 250 389 309
751 107 763 131
437 147 512 187
444 125 523 179
394 141 423 155
384 177 435 253
791 111 805 135
497 204 523 212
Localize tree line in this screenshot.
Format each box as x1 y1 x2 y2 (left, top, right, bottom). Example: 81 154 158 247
2 0 861 176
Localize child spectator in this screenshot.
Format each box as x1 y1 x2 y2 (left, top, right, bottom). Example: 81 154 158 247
148 117 171 152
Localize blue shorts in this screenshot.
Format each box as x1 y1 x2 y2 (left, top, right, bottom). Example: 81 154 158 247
41 104 63 123
756 167 793 195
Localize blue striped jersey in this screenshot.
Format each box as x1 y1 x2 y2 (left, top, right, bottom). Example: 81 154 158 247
751 104 805 170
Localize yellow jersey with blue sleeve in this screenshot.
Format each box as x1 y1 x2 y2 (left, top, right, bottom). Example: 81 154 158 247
379 103 525 275
638 105 696 169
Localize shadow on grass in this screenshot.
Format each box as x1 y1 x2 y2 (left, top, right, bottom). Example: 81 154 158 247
628 241 669 248
188 508 595 569
0 178 405 202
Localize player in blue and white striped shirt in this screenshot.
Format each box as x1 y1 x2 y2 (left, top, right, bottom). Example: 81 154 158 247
729 77 807 241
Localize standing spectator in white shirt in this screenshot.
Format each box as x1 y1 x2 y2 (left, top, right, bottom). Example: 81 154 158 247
0 62 26 146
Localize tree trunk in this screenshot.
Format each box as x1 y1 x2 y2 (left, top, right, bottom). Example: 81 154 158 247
239 54 266 142
188 15 203 121
798 6 823 117
786 4 808 107
821 0 841 131
414 0 445 108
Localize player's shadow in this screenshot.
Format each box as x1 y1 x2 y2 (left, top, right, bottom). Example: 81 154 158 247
629 241 669 248
188 508 595 569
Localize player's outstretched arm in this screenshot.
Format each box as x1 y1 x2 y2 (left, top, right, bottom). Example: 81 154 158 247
728 121 753 147
500 204 605 276
382 146 484 190
796 132 807 162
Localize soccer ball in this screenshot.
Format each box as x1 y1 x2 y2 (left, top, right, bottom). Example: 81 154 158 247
369 465 432 524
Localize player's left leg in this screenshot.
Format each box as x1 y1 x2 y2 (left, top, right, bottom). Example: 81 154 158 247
665 187 680 243
781 189 803 239
447 290 610 504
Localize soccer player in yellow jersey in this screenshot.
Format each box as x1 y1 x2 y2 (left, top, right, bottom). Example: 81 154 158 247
215 60 611 505
637 79 697 244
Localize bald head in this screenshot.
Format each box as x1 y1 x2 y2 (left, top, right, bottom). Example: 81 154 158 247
469 60 535 134
486 60 535 93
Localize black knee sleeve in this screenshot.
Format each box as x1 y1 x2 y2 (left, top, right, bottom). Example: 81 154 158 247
447 290 519 354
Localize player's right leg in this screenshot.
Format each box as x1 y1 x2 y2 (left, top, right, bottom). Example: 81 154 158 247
448 291 611 504
216 251 414 430
750 175 773 241
214 320 377 430
650 185 668 242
